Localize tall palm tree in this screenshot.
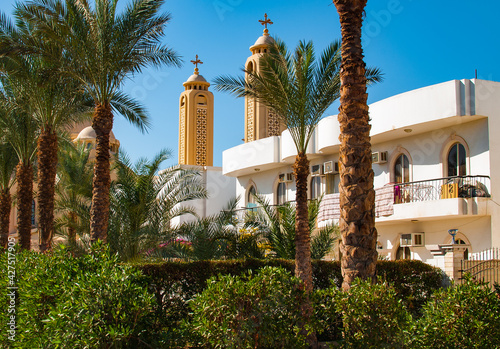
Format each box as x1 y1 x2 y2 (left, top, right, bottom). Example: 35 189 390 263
332 0 377 290
55 142 93 248
21 0 181 243
0 141 17 248
0 12 91 251
0 83 38 250
107 149 207 262
215 38 381 347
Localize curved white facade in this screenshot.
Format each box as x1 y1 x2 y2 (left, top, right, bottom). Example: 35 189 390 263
222 79 500 270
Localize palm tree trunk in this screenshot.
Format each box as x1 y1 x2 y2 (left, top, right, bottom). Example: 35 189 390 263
0 189 11 249
293 152 317 347
16 162 34 250
333 0 378 290
37 126 58 252
68 211 77 245
90 103 113 243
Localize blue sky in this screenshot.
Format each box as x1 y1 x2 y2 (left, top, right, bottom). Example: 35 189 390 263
2 0 499 168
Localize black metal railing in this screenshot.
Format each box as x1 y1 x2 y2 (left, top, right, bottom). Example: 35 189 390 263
393 175 490 204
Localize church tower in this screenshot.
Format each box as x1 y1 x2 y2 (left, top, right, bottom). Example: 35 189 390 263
244 14 286 143
178 55 214 166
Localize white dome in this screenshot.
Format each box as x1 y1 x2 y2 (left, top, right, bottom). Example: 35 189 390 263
186 73 207 83
251 34 275 49
75 126 116 141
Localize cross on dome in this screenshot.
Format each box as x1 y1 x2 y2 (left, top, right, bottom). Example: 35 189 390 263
259 13 273 35
191 54 203 74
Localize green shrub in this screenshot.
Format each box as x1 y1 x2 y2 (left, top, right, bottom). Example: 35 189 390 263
0 243 157 348
376 260 445 316
189 266 310 349
410 277 500 348
334 278 412 348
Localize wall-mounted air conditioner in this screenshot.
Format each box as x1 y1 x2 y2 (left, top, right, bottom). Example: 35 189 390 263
400 232 425 247
372 151 388 164
324 161 339 174
279 173 294 183
311 164 324 176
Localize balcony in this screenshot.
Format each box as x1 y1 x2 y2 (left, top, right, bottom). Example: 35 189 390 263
393 175 490 204
317 175 491 224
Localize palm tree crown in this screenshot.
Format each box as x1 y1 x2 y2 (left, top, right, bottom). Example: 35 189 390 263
20 0 182 242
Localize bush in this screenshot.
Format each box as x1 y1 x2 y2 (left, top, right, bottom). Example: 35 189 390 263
410 277 500 348
189 266 310 349
0 243 157 348
333 278 412 348
376 260 446 316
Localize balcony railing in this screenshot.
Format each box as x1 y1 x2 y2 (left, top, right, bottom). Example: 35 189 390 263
393 175 491 204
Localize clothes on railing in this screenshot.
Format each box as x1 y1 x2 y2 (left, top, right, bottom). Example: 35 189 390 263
318 186 394 223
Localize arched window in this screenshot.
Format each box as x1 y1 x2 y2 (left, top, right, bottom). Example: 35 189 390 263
277 182 286 205
247 185 257 208
447 143 466 177
310 176 321 200
394 154 410 184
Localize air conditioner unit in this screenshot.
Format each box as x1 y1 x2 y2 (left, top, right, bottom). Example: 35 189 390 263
311 164 324 176
400 232 425 247
372 151 388 164
279 173 294 183
324 161 339 174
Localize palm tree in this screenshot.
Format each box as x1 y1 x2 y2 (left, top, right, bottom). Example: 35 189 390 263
54 142 93 249
0 141 17 248
0 12 91 251
107 149 207 262
245 195 339 260
157 198 264 261
21 0 181 243
215 38 381 347
332 0 377 290
0 83 38 250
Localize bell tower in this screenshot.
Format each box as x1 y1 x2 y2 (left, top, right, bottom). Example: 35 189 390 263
178 55 214 166
244 14 285 143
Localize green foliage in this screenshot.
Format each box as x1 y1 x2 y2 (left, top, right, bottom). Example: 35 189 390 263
334 278 412 348
152 198 265 261
136 258 443 345
189 266 310 349
244 194 339 260
376 260 445 316
0 243 157 348
108 149 207 262
411 277 500 348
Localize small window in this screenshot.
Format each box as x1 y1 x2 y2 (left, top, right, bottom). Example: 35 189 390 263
325 174 339 194
394 154 410 183
277 182 286 205
447 143 466 177
31 200 36 227
310 176 322 200
247 186 257 208
396 245 411 260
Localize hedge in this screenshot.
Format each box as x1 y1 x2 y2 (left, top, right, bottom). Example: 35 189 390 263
136 258 444 345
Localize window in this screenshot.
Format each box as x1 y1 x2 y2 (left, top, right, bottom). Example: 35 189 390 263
396 245 410 260
277 182 286 205
394 154 410 183
247 185 257 208
447 143 466 177
325 174 339 194
310 176 321 200
31 200 36 227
